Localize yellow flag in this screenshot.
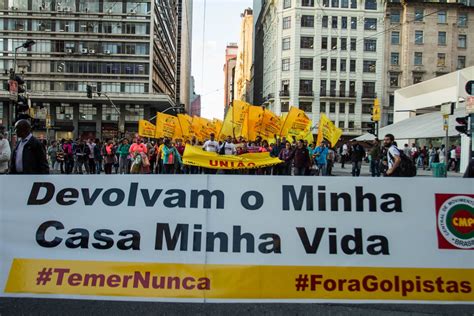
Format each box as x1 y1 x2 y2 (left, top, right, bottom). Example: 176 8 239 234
138 120 156 138
316 114 343 147
176 114 193 140
298 120 315 144
255 109 281 142
242 106 264 141
155 112 178 139
213 118 223 137
219 100 249 139
191 116 215 142
279 106 311 139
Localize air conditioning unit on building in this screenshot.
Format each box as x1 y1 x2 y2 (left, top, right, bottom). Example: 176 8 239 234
81 48 88 54
104 50 111 55
66 48 73 54
89 49 95 54
130 9 136 15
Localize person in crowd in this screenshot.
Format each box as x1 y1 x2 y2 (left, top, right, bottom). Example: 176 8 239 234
455 145 461 172
369 138 381 177
117 138 131 174
87 138 96 174
410 143 418 160
428 144 437 171
47 140 60 172
202 133 219 174
350 141 365 177
287 140 311 176
56 142 65 174
403 144 411 159
103 139 116 175
326 146 335 176
220 136 237 156
9 120 49 174
383 134 401 177
448 145 457 171
74 139 90 174
340 142 349 168
0 131 11 174
129 137 148 174
313 142 329 176
438 144 446 165
278 142 293 176
258 140 272 175
62 139 74 174
162 139 182 174
94 139 103 174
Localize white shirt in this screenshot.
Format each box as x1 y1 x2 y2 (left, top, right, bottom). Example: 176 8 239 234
202 140 219 153
220 142 236 155
342 144 348 155
387 145 400 169
0 138 11 173
15 133 32 173
87 143 96 159
450 149 457 161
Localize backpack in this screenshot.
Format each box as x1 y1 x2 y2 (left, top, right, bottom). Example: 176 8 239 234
390 149 417 177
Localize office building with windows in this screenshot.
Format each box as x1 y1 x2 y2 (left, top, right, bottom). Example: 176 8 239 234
0 0 186 140
384 0 474 126
256 0 385 137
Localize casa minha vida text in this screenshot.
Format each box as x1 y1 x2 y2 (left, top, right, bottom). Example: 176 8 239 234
28 182 403 255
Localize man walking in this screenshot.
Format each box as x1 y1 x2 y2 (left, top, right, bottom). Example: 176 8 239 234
313 142 329 176
350 142 365 177
383 134 401 177
9 120 49 174
87 138 96 174
369 138 381 177
287 140 311 176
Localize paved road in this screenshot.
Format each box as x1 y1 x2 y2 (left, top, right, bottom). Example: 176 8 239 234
0 298 473 315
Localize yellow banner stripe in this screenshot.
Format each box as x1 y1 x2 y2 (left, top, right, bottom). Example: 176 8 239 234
5 259 473 301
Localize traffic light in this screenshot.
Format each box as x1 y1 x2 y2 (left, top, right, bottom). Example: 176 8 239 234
14 75 25 93
367 122 376 136
86 84 93 98
455 116 470 135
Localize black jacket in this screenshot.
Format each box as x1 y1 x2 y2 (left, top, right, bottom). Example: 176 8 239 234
10 136 50 174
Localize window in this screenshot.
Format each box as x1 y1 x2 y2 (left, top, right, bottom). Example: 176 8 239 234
350 59 356 72
341 17 347 29
438 11 447 24
322 16 328 28
341 38 347 50
302 15 314 27
282 37 291 50
339 103 346 113
322 37 328 49
301 36 314 49
281 102 290 112
438 32 446 46
457 56 466 69
391 31 400 44
390 10 400 23
281 80 290 93
414 52 423 65
331 58 337 71
437 53 446 67
320 102 326 113
339 121 345 129
458 13 468 27
362 82 376 98
330 102 336 113
79 104 97 121
340 59 347 72
349 103 355 114
364 39 376 52
56 104 74 120
365 0 377 10
283 17 291 29
331 38 337 50
413 74 423 84
331 0 339 7
340 81 346 96
282 58 290 71
332 16 338 28
415 8 424 22
302 0 314 6
351 17 357 29
391 52 399 65
321 80 327 95
330 80 337 96
389 73 399 87
323 0 329 6
341 0 348 8
300 80 313 93
102 105 119 121
283 0 291 9
350 0 357 8
414 30 423 44
364 18 377 30
301 58 313 70
125 105 144 122
363 60 376 73
348 122 354 129
458 35 467 48
350 38 356 51
300 102 313 113
362 104 372 114
349 81 356 96
321 58 327 71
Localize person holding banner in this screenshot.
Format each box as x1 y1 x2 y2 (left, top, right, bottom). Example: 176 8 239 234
278 142 293 176
202 133 219 174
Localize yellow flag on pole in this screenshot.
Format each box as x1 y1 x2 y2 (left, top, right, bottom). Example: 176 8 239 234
155 112 178 139
316 114 343 147
219 100 249 139
138 120 156 138
255 109 281 142
176 114 193 140
279 106 311 139
242 106 264 141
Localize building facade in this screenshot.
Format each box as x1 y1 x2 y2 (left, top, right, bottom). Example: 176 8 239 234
256 0 386 137
223 43 238 114
234 8 254 103
384 0 474 125
0 0 182 140
176 0 193 112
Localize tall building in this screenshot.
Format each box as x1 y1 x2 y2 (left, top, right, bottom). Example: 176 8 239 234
0 0 181 140
223 43 238 113
234 8 254 102
176 0 193 112
256 0 386 137
252 0 265 105
384 0 474 125
189 75 201 116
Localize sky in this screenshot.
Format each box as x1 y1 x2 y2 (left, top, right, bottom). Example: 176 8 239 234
191 0 253 120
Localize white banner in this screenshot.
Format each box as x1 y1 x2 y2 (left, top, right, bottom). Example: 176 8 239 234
0 176 472 303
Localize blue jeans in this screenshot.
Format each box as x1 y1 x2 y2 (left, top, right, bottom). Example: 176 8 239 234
317 163 327 176
370 160 380 177
352 161 362 177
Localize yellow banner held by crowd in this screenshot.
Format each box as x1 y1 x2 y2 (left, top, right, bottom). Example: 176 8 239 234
138 120 156 138
316 114 343 147
183 145 282 170
156 112 178 139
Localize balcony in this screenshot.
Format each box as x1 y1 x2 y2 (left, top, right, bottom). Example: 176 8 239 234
299 90 314 97
320 91 357 98
362 92 377 99
279 90 290 97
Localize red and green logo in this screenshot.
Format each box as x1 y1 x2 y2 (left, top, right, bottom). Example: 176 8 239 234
435 194 474 250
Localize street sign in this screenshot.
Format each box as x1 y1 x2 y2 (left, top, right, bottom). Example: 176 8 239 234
8 79 18 101
466 96 474 114
440 102 454 115
372 98 381 122
443 114 449 131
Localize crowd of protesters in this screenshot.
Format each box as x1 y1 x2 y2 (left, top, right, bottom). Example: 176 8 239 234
0 120 470 177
